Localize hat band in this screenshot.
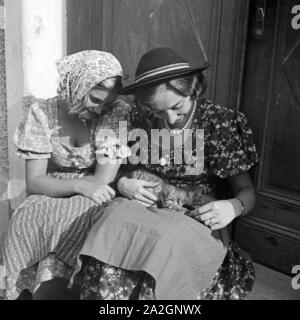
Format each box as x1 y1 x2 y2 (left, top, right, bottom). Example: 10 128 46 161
135 63 191 83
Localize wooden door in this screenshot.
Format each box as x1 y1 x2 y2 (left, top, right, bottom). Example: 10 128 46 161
67 0 249 110
234 0 300 275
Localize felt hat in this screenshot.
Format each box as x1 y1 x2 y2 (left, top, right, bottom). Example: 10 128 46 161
119 47 208 95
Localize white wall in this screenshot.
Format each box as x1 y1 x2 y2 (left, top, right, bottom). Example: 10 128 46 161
1 0 66 234
21 0 67 98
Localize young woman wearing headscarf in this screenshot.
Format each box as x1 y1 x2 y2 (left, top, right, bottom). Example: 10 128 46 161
0 50 131 300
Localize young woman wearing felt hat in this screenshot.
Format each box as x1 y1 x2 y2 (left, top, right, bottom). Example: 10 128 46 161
75 47 258 300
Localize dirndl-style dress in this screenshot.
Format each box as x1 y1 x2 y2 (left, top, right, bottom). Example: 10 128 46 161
0 97 130 299
75 99 259 300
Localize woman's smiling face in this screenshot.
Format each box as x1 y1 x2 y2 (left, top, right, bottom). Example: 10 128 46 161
78 87 114 121
138 83 192 127
85 88 110 114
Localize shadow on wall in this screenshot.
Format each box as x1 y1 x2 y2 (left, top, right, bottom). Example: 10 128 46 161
0 199 9 236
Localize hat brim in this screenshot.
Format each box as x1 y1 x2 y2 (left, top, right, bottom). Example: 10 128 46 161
119 65 209 95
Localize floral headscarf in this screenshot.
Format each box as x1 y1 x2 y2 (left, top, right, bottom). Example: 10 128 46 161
56 50 123 111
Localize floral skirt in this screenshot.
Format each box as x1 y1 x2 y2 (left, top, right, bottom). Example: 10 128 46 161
79 240 255 300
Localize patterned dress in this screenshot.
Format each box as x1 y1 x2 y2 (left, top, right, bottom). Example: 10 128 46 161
78 99 259 300
0 97 130 300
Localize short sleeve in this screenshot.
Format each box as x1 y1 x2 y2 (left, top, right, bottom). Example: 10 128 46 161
94 100 132 160
208 107 258 178
13 101 53 159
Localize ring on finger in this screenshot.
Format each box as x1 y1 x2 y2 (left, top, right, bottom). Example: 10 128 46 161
209 217 217 225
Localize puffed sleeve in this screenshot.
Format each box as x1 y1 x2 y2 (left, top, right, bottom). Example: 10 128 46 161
208 106 258 178
13 100 53 159
94 100 132 160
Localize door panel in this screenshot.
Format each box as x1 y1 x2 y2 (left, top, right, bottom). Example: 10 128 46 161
235 0 300 275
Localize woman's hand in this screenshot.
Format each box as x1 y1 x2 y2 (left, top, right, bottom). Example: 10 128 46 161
188 172 256 230
74 179 116 205
117 177 159 206
189 200 239 230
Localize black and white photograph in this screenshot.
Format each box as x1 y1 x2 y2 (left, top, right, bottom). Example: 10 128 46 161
0 0 299 308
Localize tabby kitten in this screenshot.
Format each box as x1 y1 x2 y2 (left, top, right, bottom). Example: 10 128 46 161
128 168 215 215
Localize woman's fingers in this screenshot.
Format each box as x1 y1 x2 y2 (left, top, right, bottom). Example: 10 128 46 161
190 202 218 223
209 217 219 224
94 185 116 202
203 217 219 227
91 195 103 206
197 211 215 222
101 190 112 201
142 180 160 188
210 223 223 231
135 193 156 205
140 187 158 202
105 185 116 198
97 193 107 203
93 190 108 202
189 209 214 221
198 202 215 214
134 199 152 207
